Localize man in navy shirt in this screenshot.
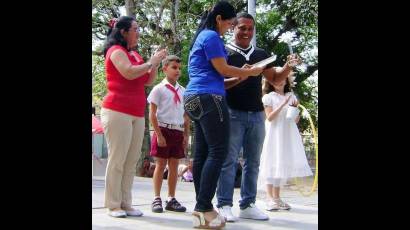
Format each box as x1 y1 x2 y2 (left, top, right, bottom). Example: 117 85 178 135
216 12 301 222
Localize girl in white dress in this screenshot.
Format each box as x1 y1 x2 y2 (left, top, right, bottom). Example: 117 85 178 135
258 75 313 211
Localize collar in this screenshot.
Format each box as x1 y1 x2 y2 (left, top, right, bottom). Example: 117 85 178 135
226 42 255 61
162 78 180 90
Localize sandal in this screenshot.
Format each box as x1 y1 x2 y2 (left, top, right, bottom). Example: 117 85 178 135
192 210 226 229
269 198 291 211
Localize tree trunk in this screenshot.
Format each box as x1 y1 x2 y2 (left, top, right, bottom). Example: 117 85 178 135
156 1 168 34
125 0 150 176
171 0 182 55
125 0 136 17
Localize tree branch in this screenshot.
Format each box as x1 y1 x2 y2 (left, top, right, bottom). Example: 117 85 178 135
296 64 318 83
92 50 104 56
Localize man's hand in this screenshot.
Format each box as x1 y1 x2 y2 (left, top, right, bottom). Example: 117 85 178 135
286 54 302 67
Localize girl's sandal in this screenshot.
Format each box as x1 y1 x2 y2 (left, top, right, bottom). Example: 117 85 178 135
192 211 226 229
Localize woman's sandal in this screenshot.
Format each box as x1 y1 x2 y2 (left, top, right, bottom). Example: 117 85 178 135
192 210 226 229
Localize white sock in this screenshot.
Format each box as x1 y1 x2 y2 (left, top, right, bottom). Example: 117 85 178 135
167 196 174 202
154 196 161 200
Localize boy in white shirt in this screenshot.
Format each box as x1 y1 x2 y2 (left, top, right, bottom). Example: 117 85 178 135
147 55 190 213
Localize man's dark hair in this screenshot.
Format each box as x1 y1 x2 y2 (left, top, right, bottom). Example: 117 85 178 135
233 12 255 27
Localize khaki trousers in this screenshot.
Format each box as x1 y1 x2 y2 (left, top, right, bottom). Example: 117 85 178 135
101 108 145 209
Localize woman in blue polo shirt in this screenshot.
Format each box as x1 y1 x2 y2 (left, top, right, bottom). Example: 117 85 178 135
184 1 264 228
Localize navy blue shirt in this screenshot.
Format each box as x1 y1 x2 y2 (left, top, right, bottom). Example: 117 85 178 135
226 44 275 111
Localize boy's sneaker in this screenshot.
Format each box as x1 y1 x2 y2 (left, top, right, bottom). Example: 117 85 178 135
165 198 186 212
152 197 163 213
239 203 269 220
218 205 238 222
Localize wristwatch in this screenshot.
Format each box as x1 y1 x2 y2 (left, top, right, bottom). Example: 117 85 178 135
146 62 153 69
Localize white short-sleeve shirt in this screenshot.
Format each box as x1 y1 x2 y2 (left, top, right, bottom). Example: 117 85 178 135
147 78 185 125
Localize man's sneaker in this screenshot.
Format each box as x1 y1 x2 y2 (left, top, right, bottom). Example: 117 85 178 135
266 198 291 211
239 203 269 220
165 198 186 212
218 205 238 222
152 197 163 213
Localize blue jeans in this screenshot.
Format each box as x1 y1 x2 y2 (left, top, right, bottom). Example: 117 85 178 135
216 109 265 209
184 94 230 212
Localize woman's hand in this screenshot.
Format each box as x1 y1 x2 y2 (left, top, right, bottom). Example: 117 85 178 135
241 63 264 77
236 64 253 81
149 48 168 67
247 65 265 77
242 63 252 69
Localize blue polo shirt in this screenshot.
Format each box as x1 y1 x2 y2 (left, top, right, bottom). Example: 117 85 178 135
185 29 227 96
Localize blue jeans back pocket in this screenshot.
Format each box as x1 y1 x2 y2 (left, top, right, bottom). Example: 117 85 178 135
184 95 203 120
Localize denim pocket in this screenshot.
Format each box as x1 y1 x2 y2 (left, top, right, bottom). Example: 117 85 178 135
184 95 203 120
229 109 238 120
211 94 224 122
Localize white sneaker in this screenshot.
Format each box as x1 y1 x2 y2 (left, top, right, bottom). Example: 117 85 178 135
218 205 238 222
108 209 127 218
125 208 143 217
239 203 269 220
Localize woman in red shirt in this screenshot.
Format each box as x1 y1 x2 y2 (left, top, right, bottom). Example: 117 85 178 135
100 16 167 218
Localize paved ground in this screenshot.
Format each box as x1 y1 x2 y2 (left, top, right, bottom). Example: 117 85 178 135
92 176 318 229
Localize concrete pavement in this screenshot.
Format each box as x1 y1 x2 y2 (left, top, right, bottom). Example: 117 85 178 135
92 176 318 230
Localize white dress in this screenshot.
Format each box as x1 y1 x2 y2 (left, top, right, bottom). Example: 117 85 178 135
257 91 313 188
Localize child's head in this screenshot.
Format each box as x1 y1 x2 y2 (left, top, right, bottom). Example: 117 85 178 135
262 67 292 95
143 157 151 167
162 55 182 82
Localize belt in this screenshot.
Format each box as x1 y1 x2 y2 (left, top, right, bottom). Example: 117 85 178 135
158 122 184 131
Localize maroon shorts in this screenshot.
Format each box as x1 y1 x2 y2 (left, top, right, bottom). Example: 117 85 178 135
150 127 185 159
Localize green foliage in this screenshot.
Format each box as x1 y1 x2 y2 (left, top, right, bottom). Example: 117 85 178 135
254 0 318 135
92 0 318 136
293 72 318 133
92 54 106 109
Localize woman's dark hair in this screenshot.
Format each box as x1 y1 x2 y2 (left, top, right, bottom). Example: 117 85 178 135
189 1 237 50
262 77 292 96
103 16 135 57
233 12 255 27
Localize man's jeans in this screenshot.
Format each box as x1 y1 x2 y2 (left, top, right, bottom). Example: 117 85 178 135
216 109 265 209
184 94 230 212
